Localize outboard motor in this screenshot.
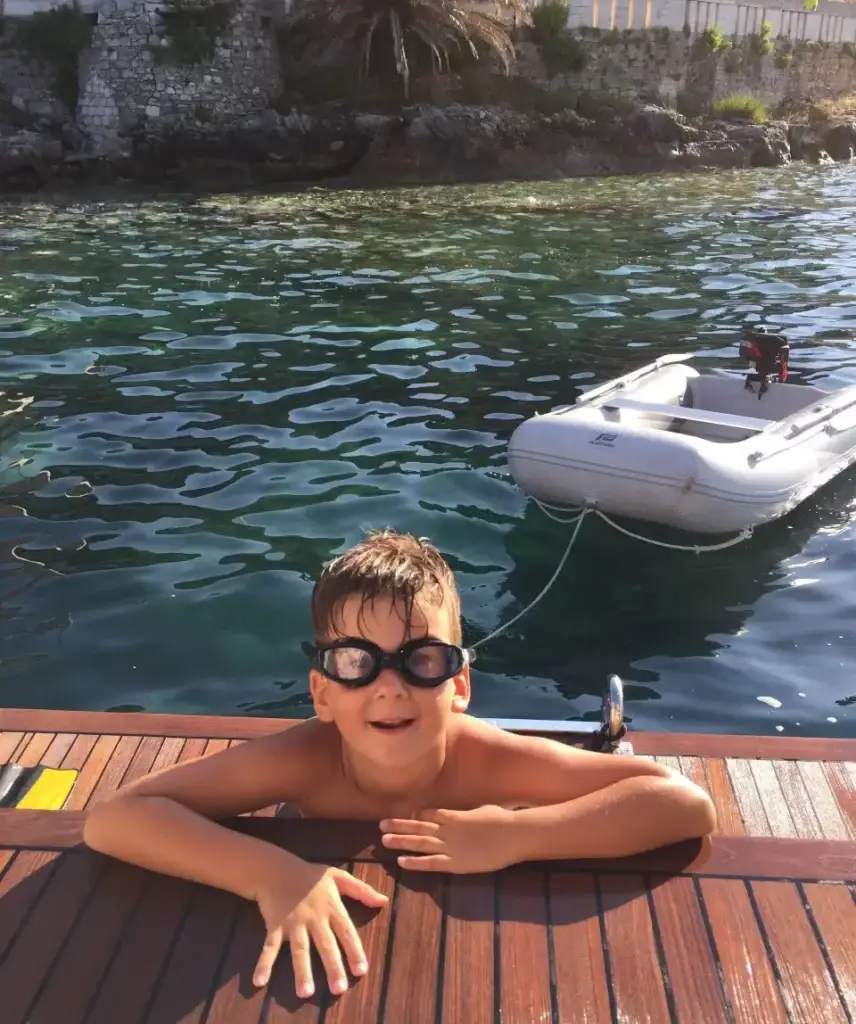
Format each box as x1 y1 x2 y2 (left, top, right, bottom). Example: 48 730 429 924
740 326 789 398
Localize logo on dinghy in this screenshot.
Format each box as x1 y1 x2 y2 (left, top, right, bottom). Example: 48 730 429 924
590 432 618 447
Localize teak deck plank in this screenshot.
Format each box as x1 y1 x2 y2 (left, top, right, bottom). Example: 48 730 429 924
796 761 851 840
64 734 119 810
825 762 856 836
139 885 240 1024
382 874 444 1024
0 849 60 962
750 879 848 1023
325 863 397 1024
699 877 788 1024
727 758 773 837
0 848 105 1024
2 706 856 844
4 706 856 760
25 859 149 1024
772 761 824 839
16 733 57 767
83 874 195 1024
204 902 269 1024
650 874 730 1023
549 873 612 1024
498 869 552 1024
442 875 495 1024
599 874 672 1023
705 757 748 836
0 730 26 762
802 881 856 1019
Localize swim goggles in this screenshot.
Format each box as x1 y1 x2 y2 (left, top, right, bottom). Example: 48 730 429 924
303 637 474 689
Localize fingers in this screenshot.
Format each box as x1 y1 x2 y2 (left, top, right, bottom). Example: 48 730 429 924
254 927 283 988
379 817 439 835
332 905 369 979
381 832 442 853
311 919 349 996
335 869 390 907
288 925 315 1000
398 853 453 872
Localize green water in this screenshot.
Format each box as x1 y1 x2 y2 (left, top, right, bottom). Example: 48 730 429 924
1 166 855 737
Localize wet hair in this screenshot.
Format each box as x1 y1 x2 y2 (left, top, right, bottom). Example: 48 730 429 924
311 528 463 645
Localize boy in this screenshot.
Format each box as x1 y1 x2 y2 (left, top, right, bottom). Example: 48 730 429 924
84 529 716 1002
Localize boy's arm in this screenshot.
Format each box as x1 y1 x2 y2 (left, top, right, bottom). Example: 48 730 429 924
481 729 716 862
83 723 321 899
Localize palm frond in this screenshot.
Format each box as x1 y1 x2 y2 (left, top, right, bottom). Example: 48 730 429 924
290 0 522 94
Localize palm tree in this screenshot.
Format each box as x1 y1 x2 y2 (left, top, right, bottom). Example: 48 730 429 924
287 0 530 99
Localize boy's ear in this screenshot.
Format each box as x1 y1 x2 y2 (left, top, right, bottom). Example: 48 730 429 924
309 669 335 721
450 665 471 713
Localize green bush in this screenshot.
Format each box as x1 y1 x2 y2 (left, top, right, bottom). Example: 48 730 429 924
530 0 587 73
155 0 237 65
694 24 730 58
711 92 768 123
748 19 774 56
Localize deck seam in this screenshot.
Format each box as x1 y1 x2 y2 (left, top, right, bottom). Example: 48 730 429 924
0 850 65 974
432 877 448 1024
543 870 560 1024
593 875 619 1024
744 879 796 1024
692 875 736 1024
79 873 155 1024
21 855 112 1024
71 734 121 807
136 888 196 1024
797 881 854 1024
0 849 15 886
750 760 799 838
198 897 245 1024
493 872 502 1024
374 866 400 1024
644 878 679 1024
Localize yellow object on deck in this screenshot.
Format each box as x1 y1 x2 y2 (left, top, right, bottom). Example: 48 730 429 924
0 765 78 810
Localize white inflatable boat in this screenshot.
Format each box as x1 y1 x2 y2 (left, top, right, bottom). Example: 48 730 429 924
508 332 856 535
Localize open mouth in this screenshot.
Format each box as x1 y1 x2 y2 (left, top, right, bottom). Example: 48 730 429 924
368 718 416 733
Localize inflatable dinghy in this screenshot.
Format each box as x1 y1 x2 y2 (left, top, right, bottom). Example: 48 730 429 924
508 329 856 534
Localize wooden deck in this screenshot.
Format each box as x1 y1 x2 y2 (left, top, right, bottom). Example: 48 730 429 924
1 707 855 1023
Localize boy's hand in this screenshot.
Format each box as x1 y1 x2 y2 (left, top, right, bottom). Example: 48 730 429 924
379 805 519 874
254 863 389 998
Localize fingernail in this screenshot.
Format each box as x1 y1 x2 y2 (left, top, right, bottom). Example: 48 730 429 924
379 820 388 830
298 982 314 999
354 959 368 975
332 979 348 995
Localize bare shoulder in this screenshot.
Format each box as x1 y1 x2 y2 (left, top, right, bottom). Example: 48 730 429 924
450 715 673 806
103 717 341 818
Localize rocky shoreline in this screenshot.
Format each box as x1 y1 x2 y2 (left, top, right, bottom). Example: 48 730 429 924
1 101 854 194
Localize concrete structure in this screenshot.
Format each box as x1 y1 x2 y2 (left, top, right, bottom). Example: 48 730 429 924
567 0 856 42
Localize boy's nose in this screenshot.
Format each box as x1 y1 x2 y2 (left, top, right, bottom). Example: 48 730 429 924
373 667 409 695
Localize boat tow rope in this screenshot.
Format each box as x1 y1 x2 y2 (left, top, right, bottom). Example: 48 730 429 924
472 502 753 649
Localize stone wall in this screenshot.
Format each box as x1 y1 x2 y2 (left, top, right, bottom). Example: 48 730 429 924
76 0 280 153
521 29 856 111
0 21 69 121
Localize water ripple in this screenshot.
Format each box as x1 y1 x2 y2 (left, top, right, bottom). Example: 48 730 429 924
0 165 854 735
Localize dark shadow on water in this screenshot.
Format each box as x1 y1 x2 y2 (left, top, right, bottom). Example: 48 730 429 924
470 465 856 715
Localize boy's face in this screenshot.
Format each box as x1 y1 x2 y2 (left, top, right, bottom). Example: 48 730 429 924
309 592 470 772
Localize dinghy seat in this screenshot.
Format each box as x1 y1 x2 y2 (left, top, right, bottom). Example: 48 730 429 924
603 397 772 434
